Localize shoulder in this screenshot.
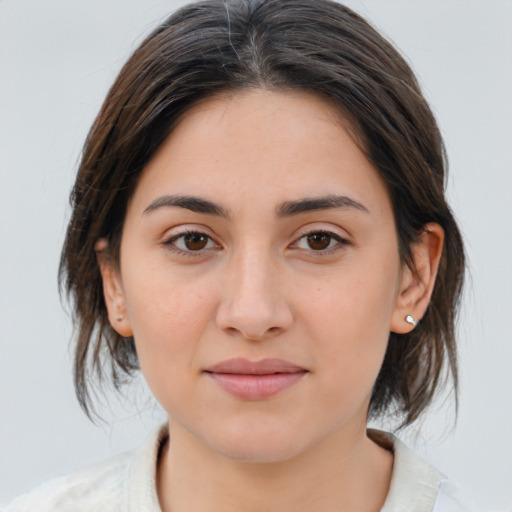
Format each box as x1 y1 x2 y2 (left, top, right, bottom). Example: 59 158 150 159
3 424 167 512
369 430 478 512
433 480 480 512
3 450 131 512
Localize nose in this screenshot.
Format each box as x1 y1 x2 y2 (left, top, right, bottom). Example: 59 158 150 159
215 247 293 341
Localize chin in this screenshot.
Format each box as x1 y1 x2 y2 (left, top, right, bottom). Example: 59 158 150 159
202 420 314 464
215 439 305 464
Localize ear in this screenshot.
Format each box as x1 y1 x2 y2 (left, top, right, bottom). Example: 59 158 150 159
391 223 444 334
95 238 133 338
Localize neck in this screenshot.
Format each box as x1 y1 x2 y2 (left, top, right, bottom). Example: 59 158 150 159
157 420 393 512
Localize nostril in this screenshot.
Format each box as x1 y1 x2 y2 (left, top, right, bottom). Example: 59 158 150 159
222 325 282 341
215 293 293 340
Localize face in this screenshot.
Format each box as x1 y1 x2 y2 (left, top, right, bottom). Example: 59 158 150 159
103 90 413 462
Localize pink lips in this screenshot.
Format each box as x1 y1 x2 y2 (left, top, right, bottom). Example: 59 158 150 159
204 358 307 400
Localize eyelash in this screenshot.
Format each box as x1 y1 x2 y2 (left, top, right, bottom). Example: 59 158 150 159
163 230 220 257
292 230 350 254
162 229 350 257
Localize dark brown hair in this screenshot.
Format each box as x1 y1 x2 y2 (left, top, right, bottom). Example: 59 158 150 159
60 0 465 425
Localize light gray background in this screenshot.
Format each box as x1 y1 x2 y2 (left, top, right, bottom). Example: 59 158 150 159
1 0 511 509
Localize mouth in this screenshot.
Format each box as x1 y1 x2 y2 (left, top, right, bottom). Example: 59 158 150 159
204 358 308 400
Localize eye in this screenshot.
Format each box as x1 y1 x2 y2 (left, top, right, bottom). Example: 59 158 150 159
164 231 219 253
294 231 348 252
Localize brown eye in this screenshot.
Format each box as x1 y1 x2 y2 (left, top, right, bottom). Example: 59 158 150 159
306 232 333 250
183 232 209 250
165 231 217 254
294 230 348 254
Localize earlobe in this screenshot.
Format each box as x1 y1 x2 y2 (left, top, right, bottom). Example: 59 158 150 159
390 223 444 334
95 239 133 338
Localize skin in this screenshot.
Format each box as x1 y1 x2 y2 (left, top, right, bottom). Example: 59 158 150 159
98 89 443 512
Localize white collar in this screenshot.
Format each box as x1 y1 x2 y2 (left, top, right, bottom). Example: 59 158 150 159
124 425 452 512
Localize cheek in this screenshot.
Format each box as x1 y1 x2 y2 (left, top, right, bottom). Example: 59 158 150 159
296 260 399 400
126 280 204 340
120 259 216 393
300 264 398 342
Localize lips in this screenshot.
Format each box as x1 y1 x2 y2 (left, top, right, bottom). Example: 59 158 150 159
204 358 308 400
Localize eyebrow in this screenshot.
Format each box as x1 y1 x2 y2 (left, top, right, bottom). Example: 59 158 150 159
142 193 369 218
143 195 230 218
277 194 369 217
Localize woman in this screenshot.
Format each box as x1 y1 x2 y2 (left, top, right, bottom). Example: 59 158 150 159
4 0 473 510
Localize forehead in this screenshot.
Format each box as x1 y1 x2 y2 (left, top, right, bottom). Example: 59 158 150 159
127 89 391 218
171 89 353 155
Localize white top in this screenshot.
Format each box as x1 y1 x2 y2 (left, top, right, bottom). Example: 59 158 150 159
3 425 476 511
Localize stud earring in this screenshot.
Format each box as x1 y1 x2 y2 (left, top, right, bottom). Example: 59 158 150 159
116 315 124 322
405 315 417 327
